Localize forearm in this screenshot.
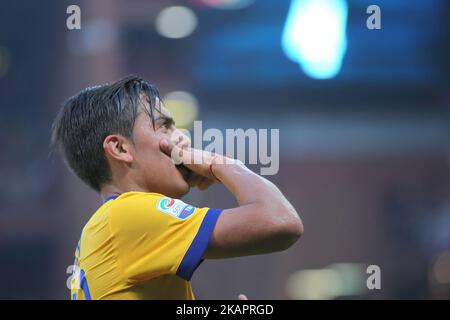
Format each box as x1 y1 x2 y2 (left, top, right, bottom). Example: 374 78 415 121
211 161 300 223
159 140 304 258
211 161 264 205
206 161 302 258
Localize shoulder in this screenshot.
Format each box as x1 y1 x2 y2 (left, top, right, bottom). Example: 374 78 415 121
108 191 193 215
107 192 204 229
111 191 165 204
107 191 165 222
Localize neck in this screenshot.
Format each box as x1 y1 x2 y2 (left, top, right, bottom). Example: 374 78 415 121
100 181 147 202
99 184 123 202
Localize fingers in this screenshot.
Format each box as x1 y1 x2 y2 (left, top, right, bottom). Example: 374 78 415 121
179 148 212 177
170 129 191 150
159 138 185 165
175 131 191 149
238 294 248 300
159 137 221 182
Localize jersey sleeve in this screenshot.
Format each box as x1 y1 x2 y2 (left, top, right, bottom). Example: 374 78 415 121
109 193 222 283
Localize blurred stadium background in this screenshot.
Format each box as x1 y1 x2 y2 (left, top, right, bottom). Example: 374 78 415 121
0 0 449 299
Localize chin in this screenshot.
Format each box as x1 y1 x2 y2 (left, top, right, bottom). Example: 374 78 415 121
178 182 190 198
166 181 190 199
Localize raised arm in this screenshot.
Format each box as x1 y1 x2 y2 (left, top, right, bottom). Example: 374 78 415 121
159 139 303 259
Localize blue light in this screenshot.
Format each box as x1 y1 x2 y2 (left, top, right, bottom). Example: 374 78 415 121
282 0 348 79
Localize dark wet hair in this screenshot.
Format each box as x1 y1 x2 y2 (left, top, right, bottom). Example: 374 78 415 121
50 75 160 191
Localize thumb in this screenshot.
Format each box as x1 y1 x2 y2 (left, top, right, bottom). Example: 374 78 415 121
238 294 248 300
159 138 184 165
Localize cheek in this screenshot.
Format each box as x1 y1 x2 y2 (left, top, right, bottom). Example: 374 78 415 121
135 132 171 170
132 126 178 174
133 132 160 163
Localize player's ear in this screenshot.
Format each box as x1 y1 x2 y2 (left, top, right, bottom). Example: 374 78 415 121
103 134 134 164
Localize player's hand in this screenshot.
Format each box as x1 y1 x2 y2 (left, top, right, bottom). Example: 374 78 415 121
160 137 235 183
169 133 215 190
238 294 248 300
161 137 218 189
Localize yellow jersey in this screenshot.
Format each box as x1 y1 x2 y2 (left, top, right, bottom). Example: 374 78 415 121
70 191 222 300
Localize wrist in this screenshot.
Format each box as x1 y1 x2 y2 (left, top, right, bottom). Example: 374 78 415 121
209 158 220 182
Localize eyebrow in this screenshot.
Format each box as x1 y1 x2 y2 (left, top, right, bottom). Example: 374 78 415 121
155 115 175 126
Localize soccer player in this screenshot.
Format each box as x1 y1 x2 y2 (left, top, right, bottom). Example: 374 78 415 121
51 75 303 300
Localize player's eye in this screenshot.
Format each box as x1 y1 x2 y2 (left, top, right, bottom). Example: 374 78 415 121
162 118 174 129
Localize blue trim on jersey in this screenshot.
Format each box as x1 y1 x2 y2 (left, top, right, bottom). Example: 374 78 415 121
80 269 92 300
105 195 119 203
176 208 222 281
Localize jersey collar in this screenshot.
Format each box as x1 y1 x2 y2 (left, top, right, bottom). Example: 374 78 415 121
104 195 119 203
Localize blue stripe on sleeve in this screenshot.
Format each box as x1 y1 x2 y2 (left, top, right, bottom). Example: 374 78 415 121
176 208 222 281
80 269 92 300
